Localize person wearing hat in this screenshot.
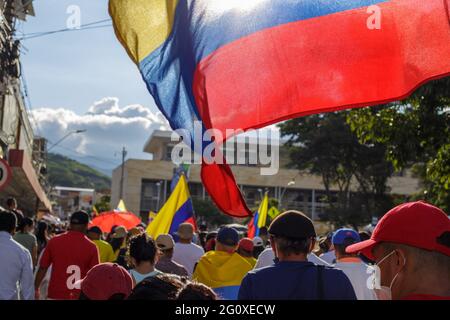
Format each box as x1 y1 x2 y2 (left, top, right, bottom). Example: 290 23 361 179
87 226 115 263
346 201 450 300
172 223 204 278
239 211 356 300
319 232 336 264
155 234 188 277
332 228 377 300
237 238 257 268
193 226 253 300
35 211 100 300
78 263 133 300
109 225 128 267
252 236 265 259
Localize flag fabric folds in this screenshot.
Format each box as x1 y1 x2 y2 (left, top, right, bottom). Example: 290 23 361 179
193 251 253 300
248 193 269 239
146 174 196 239
109 0 450 218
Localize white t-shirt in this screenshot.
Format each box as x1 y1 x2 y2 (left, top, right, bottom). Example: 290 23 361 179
319 250 337 264
334 260 377 300
173 242 204 277
254 248 330 269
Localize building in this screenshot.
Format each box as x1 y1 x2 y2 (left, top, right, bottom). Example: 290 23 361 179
51 186 96 220
112 130 420 222
0 1 51 215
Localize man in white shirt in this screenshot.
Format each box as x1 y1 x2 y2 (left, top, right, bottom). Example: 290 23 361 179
172 223 204 277
332 228 377 300
254 246 330 269
0 210 34 300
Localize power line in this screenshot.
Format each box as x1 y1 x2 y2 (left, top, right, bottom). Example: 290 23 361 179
18 18 112 40
19 61 43 136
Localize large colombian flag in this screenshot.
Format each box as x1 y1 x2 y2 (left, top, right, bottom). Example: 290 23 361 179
146 174 196 239
110 0 450 218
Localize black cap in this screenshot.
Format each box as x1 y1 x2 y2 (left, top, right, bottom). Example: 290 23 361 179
88 226 102 234
268 210 316 239
217 226 239 247
70 211 90 225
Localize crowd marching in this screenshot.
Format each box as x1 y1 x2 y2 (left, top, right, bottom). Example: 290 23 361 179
0 197 449 300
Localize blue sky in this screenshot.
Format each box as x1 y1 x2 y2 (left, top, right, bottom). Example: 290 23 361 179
20 0 156 113
19 0 166 173
20 0 278 176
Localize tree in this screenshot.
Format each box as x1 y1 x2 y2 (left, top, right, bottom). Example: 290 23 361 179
94 195 111 213
279 112 394 227
347 77 450 211
192 198 233 228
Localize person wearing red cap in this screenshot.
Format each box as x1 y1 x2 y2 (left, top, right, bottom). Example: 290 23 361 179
346 201 450 300
78 263 133 300
237 238 257 268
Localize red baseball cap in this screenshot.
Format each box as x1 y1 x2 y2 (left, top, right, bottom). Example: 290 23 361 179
346 201 450 261
77 263 133 300
238 237 254 252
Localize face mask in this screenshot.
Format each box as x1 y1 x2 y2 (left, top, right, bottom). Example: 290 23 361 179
373 250 406 300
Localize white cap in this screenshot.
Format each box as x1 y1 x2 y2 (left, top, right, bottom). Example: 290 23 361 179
253 236 264 247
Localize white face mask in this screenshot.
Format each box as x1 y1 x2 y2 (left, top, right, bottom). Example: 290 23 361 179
373 250 406 300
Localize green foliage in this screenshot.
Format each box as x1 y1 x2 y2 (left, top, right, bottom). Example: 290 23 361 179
95 195 111 213
279 112 394 226
47 153 111 191
347 77 450 211
192 198 233 228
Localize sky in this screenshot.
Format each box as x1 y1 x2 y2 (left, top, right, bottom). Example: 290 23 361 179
20 0 165 173
19 0 280 175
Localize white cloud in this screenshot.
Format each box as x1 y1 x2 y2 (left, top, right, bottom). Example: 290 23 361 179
31 97 282 174
31 97 169 172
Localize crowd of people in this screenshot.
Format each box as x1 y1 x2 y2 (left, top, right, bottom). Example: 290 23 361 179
0 197 449 300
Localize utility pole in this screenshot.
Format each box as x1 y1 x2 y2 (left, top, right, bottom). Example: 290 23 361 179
119 146 127 200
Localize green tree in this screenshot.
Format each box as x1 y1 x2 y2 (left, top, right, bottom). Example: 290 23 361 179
347 77 450 211
192 198 233 228
94 195 111 213
279 112 394 227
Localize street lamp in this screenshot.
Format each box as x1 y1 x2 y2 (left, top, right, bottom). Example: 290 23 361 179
47 129 87 151
279 179 295 209
156 181 163 211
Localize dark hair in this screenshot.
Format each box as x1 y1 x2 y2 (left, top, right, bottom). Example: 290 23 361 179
18 217 34 233
334 237 359 257
110 237 125 252
127 274 184 300
6 197 17 207
128 233 158 265
253 245 265 259
359 231 371 242
36 221 48 243
177 282 217 300
78 291 127 300
0 210 17 233
272 235 311 256
437 231 450 248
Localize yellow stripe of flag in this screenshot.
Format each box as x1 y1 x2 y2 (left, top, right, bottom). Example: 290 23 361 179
257 193 269 229
109 0 179 64
146 174 190 239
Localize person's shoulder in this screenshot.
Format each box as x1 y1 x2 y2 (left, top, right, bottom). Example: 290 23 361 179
247 264 278 278
81 235 98 249
322 265 354 283
11 237 27 250
190 242 205 251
